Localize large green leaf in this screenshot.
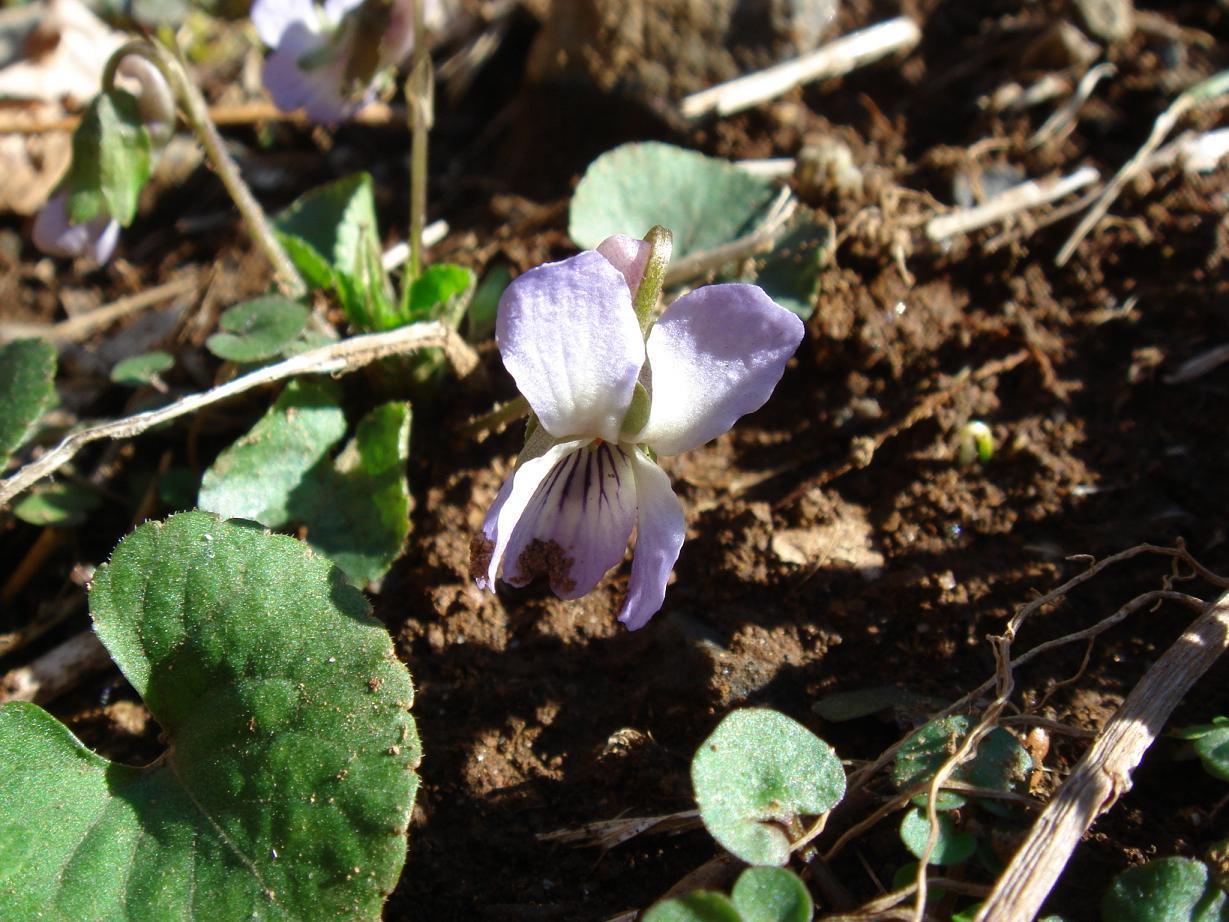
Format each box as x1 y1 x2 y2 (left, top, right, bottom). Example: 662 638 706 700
273 173 380 286
198 380 412 585
898 807 975 866
691 709 845 866
0 512 419 920
66 90 152 226
569 142 778 258
198 379 347 526
0 337 56 469
1102 858 1229 922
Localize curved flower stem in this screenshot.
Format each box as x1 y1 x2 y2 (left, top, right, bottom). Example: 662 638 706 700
401 0 433 311
144 37 305 298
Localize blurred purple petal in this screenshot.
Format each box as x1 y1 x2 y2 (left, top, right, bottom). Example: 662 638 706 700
251 0 317 46
596 234 650 296
618 452 685 630
496 251 644 442
501 441 637 599
32 194 119 264
261 22 367 123
636 283 804 456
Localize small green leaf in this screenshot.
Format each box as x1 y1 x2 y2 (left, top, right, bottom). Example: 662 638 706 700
1102 858 1229 922
407 263 475 321
0 512 419 920
467 264 512 341
0 337 56 469
274 173 380 286
892 717 1031 812
750 210 832 320
570 142 778 259
1192 724 1229 782
66 90 152 226
198 380 411 585
644 892 743 922
199 378 347 525
813 686 937 722
12 481 102 527
890 863 947 904
206 297 311 363
899 808 976 866
692 708 846 866
731 867 813 922
110 350 174 386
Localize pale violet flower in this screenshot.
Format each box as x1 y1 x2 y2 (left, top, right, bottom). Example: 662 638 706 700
32 193 120 264
253 0 445 124
471 235 805 630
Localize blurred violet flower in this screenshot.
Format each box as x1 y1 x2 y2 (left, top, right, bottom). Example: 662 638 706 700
253 0 444 124
471 235 805 630
31 193 120 264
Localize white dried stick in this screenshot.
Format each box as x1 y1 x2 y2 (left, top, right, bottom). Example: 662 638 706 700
681 17 922 119
926 167 1101 242
0 630 112 704
974 589 1229 922
0 321 479 509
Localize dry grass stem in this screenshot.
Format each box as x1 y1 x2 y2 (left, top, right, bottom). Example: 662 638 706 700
0 322 479 510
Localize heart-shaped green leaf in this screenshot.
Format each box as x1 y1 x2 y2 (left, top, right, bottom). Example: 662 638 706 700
692 708 845 866
749 209 832 320
899 808 976 866
0 512 419 919
569 142 778 259
1175 717 1229 782
12 481 101 527
206 297 311 363
198 380 412 585
0 337 56 469
111 350 174 386
892 716 1031 812
643 891 743 922
1102 857 1229 922
66 90 152 226
731 866 813 922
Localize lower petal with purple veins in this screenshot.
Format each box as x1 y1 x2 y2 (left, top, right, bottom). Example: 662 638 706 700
502 441 637 600
618 451 686 630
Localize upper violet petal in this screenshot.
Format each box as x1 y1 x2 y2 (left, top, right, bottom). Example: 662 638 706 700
502 441 637 600
496 250 644 443
617 452 685 630
480 438 589 589
637 283 804 456
251 0 317 46
31 194 119 264
596 234 651 297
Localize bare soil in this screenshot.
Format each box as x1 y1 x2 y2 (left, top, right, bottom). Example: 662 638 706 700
5 0 1229 919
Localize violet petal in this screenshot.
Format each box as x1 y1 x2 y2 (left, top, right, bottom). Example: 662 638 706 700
496 251 644 442
481 438 589 589
636 283 804 456
262 22 364 123
596 234 651 297
617 452 685 630
31 194 119 264
501 441 637 600
251 0 317 46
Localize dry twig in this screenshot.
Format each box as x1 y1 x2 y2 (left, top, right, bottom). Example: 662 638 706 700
680 17 921 119
0 322 479 509
925 168 1100 242
0 631 111 704
0 275 198 345
975 589 1229 921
